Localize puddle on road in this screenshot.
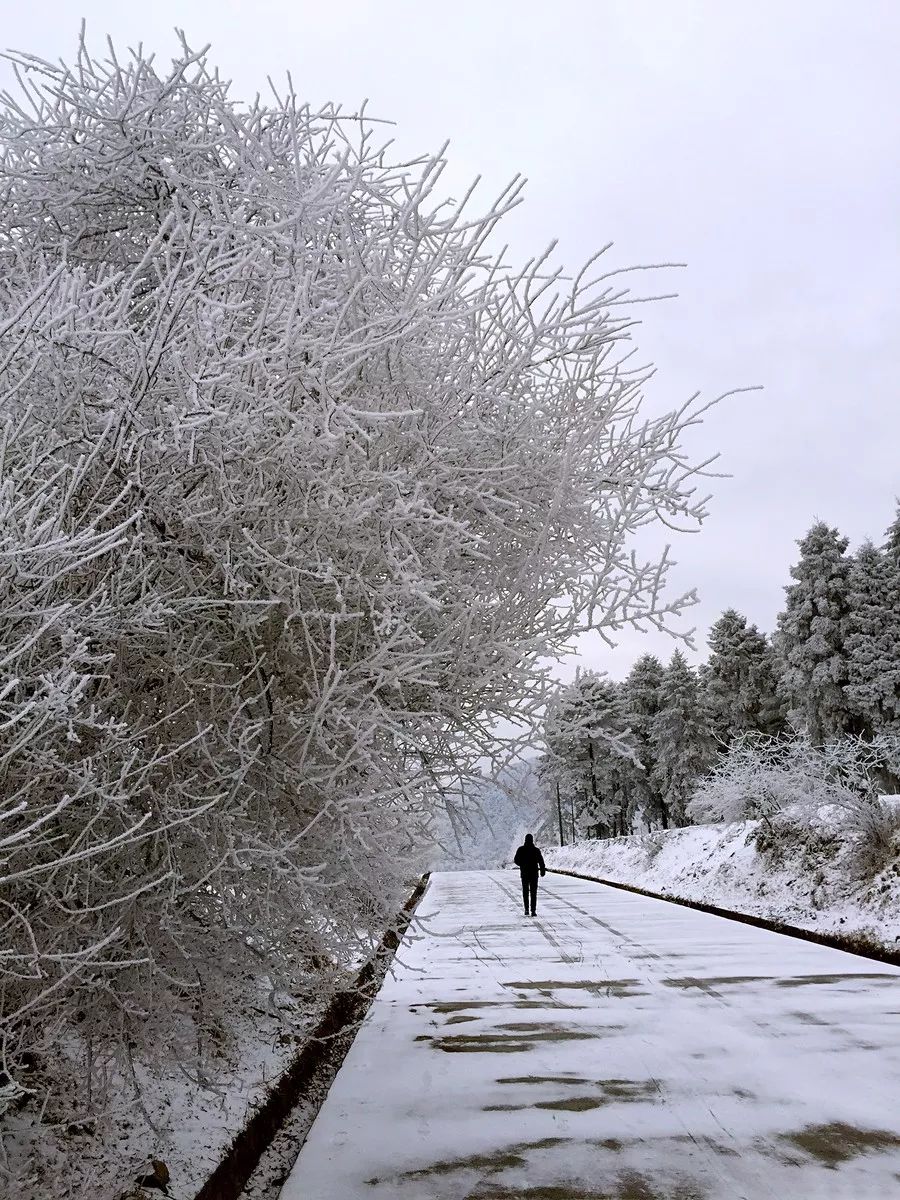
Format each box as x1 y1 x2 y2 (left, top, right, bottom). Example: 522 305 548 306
497 1075 591 1086
612 1169 706 1200
484 1097 609 1113
466 1187 613 1199
659 971 899 992
395 1137 567 1181
428 1001 506 1013
485 1078 660 1113
598 1078 659 1101
463 1172 706 1199
424 999 584 1014
538 1097 608 1112
502 979 644 998
462 1186 614 1199
494 1076 655 1100
774 973 898 989
780 1121 900 1168
500 999 586 1010
496 1022 570 1032
392 1128 714 1200
420 1028 595 1054
419 1035 532 1053
662 975 767 989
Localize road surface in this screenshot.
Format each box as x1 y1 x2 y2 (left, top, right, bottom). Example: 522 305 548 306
280 870 900 1199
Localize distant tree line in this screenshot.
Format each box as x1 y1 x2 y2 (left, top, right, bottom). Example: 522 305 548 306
541 507 900 839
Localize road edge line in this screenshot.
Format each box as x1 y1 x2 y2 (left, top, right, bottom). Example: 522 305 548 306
547 868 900 968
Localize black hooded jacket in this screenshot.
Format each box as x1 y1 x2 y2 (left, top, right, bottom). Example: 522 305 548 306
513 836 545 877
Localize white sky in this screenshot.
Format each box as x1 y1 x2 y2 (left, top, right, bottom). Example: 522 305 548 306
4 1 898 679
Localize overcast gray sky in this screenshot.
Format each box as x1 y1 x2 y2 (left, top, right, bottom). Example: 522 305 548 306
4 1 898 679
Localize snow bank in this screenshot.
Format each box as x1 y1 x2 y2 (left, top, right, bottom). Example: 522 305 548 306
545 812 900 953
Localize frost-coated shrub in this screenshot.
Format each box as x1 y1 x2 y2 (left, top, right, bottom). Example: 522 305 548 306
0 33 719 1130
687 734 900 877
687 736 825 823
839 790 900 877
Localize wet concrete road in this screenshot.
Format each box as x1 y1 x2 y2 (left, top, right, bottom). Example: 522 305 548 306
280 870 900 1199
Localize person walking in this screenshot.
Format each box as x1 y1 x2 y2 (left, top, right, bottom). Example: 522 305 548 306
513 833 546 916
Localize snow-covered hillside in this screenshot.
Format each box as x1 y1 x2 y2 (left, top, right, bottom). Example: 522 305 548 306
545 808 900 954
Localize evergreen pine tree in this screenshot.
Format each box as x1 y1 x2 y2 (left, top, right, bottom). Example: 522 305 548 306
622 654 665 830
775 521 859 743
705 609 786 745
582 675 635 837
844 539 900 734
884 502 900 557
650 650 714 827
544 671 635 838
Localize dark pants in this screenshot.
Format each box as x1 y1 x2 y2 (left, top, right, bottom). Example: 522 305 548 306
521 871 539 914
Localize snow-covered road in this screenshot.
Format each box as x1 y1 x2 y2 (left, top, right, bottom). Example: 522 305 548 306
279 870 900 1199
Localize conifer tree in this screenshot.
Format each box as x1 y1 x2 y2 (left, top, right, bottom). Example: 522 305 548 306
705 609 786 745
844 539 900 735
586 677 638 837
650 650 714 827
543 672 635 838
884 503 900 557
622 654 666 830
775 522 859 742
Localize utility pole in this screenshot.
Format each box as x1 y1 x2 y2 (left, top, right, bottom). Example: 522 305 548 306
556 782 564 846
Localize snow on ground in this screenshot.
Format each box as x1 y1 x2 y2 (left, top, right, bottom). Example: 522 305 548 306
5 975 331 1200
545 811 900 954
280 870 900 1199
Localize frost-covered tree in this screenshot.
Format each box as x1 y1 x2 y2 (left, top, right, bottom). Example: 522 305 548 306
0 33 719 1138
844 540 900 736
621 653 665 830
885 503 900 557
650 651 714 827
543 673 637 838
577 678 638 837
775 522 859 742
704 609 786 745
687 735 824 824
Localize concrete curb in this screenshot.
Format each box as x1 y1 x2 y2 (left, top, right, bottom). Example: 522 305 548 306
193 873 430 1200
547 868 900 969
